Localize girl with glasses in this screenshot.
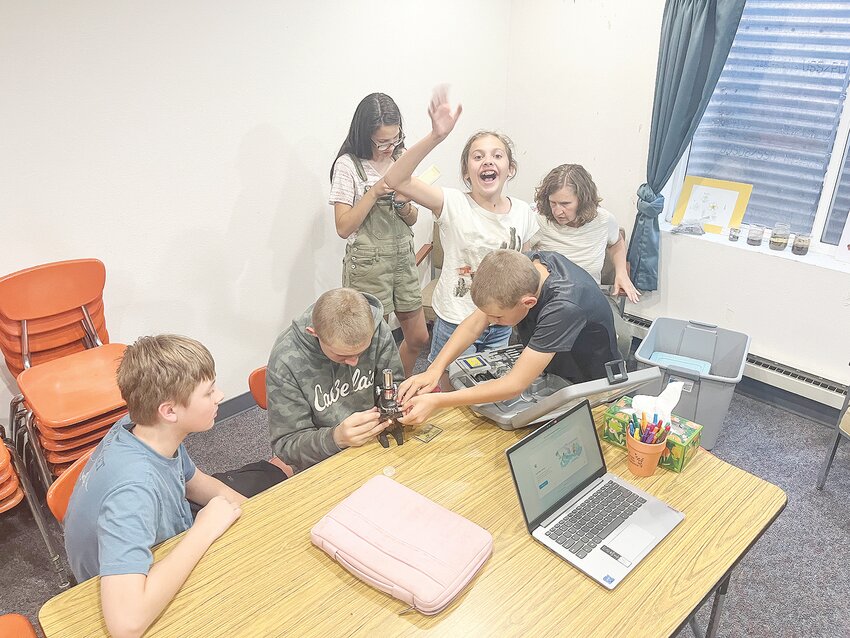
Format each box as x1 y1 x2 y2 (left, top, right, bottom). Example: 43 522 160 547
384 87 539 388
329 93 429 377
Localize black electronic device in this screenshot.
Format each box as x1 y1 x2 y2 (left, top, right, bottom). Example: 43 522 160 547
375 368 404 447
448 345 663 430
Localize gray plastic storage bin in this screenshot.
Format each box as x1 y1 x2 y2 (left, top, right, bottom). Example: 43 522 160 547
634 318 751 450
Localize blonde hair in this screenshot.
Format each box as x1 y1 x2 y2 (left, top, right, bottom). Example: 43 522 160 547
312 288 374 346
117 334 216 425
534 164 602 226
460 130 518 188
471 250 539 308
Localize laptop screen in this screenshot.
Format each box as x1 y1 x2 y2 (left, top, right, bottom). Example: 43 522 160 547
507 400 606 530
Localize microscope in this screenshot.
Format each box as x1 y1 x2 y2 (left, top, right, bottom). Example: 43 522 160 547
375 368 404 447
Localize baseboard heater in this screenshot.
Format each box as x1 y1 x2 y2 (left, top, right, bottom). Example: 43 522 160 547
622 313 846 410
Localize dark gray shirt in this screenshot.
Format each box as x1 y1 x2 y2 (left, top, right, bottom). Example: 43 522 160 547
518 251 619 383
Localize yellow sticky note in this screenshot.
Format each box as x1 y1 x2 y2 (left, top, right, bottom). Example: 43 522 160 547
417 165 441 185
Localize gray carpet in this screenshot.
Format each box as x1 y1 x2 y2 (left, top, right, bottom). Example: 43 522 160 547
2 390 848 637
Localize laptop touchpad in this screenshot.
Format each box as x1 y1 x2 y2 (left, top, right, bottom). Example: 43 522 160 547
607 524 655 561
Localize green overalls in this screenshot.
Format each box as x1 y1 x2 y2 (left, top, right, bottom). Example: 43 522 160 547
341 155 422 315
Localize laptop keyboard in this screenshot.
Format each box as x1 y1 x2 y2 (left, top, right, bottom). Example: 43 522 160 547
545 481 646 559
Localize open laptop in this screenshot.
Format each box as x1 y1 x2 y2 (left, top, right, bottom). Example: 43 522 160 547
506 399 684 589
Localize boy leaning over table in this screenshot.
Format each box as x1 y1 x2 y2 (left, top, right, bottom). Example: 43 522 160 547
399 249 619 426
63 335 245 638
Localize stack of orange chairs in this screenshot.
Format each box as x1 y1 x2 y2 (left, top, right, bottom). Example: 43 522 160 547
0 436 24 515
0 427 70 587
0 259 127 489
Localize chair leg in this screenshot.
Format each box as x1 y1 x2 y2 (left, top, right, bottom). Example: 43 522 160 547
816 429 842 490
24 411 53 491
8 394 24 449
80 306 103 347
5 441 72 588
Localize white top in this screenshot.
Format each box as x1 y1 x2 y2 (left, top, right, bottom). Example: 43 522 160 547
433 187 539 324
530 207 620 283
329 154 387 244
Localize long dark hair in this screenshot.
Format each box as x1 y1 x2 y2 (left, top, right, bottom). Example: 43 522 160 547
330 93 404 181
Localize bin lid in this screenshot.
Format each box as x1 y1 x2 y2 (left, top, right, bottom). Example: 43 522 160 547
649 351 711 376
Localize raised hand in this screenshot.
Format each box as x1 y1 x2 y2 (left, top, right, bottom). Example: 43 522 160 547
428 85 463 140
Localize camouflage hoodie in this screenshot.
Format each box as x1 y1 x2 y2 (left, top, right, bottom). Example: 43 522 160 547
266 293 403 473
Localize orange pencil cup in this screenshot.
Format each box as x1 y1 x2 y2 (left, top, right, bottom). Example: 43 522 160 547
625 434 665 477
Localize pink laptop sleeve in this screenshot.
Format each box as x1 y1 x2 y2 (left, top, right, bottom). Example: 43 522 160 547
310 475 493 615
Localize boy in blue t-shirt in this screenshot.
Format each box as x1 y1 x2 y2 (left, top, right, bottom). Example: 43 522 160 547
64 335 246 637
398 249 619 425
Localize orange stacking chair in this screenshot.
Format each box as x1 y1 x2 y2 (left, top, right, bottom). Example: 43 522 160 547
248 366 293 478
47 447 94 523
0 300 108 377
18 343 127 488
248 366 268 410
0 259 126 488
0 427 71 588
0 259 113 452
0 260 110 374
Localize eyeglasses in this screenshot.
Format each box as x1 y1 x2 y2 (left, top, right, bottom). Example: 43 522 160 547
371 133 404 152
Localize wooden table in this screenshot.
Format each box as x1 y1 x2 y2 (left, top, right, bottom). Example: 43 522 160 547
40 406 786 638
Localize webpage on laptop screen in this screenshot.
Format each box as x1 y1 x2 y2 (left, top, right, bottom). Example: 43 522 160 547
513 410 604 524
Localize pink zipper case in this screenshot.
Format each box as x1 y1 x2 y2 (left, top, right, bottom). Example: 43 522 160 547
310 475 493 615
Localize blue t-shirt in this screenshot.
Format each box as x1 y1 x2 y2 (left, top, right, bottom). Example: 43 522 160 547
64 416 197 582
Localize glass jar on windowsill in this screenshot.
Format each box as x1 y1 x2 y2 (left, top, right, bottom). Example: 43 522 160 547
769 223 790 250
792 233 811 256
747 224 765 246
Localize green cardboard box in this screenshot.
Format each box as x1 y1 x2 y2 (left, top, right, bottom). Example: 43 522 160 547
602 396 702 473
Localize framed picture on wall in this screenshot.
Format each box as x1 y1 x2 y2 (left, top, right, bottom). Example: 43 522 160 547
671 176 753 234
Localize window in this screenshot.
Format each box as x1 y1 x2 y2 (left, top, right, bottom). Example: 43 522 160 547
823 138 850 243
682 0 850 251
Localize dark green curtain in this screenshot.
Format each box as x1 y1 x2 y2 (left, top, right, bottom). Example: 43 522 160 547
627 0 746 291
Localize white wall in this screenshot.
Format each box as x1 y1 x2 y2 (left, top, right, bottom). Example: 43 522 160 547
505 0 666 225
505 0 850 385
2 0 848 420
644 235 850 382
0 1 511 408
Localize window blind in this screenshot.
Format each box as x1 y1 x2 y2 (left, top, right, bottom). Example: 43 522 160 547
687 0 850 235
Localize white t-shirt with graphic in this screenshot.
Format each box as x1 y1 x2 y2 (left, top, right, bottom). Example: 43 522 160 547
329 154 387 245
530 207 619 283
433 187 539 324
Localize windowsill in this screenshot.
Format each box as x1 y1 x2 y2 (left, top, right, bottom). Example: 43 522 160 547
659 220 850 275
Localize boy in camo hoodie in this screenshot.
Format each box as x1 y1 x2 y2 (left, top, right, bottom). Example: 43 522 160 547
266 288 404 473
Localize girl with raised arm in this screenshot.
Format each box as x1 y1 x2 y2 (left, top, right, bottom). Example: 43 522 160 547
384 87 538 384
